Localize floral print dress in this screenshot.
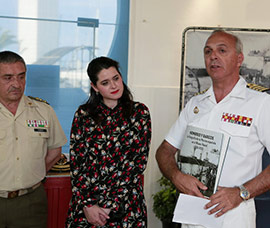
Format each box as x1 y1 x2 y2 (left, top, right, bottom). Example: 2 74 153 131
66 102 151 228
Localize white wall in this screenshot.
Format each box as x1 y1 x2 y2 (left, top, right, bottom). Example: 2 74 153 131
128 1 270 227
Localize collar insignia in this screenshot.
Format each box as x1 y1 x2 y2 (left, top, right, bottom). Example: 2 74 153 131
193 106 199 114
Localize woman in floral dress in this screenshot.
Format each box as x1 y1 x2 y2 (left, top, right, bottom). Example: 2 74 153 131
66 57 151 228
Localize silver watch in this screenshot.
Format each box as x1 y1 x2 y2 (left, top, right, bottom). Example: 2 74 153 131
239 184 250 200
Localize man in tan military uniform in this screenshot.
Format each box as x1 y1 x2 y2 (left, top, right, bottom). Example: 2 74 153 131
0 51 67 227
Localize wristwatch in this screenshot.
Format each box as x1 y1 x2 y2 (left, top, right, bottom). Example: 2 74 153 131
239 184 250 200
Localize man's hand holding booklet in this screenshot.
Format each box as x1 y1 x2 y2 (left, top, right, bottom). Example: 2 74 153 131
173 125 230 228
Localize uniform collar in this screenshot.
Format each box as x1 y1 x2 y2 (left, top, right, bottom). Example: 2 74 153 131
22 95 38 108
225 76 247 99
197 87 212 102
197 76 246 102
14 95 38 118
0 95 36 117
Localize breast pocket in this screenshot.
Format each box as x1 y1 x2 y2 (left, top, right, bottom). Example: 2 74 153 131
220 122 251 138
0 130 7 162
28 128 49 159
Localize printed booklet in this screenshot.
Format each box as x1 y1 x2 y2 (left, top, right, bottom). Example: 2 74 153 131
177 125 230 197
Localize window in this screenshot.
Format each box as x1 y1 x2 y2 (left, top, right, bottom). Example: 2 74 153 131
0 0 130 155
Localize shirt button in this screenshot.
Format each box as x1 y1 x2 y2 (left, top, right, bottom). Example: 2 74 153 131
16 137 18 140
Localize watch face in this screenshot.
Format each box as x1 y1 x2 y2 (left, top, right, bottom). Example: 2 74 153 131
240 189 250 200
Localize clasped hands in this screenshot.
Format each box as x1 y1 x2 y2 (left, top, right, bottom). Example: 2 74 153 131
83 204 111 226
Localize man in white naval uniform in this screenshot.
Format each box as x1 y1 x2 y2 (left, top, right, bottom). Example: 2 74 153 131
156 30 270 228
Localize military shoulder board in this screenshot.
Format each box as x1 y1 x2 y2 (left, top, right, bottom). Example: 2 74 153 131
28 96 50 105
194 88 209 96
246 83 270 92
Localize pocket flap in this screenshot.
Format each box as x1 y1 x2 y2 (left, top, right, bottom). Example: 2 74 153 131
28 128 49 138
221 122 251 137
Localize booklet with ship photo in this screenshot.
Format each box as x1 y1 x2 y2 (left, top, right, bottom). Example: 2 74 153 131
177 125 230 197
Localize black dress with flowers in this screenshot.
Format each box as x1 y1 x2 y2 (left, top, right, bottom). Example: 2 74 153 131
66 102 151 228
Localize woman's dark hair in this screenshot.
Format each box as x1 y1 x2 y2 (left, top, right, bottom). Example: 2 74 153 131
81 56 133 123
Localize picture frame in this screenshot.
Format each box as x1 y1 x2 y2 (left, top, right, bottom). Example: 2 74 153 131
180 26 270 110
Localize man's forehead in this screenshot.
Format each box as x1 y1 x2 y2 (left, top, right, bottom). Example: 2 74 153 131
0 62 26 75
204 34 235 49
204 42 228 49
0 62 26 70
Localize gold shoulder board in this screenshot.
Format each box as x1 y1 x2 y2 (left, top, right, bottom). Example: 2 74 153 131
246 83 270 92
194 88 209 96
28 96 50 105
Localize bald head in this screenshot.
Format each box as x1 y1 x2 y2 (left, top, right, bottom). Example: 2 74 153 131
206 30 243 54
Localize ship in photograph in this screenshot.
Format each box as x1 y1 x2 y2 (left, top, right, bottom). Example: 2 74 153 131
178 125 230 197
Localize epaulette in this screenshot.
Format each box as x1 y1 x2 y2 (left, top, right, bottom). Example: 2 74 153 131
28 96 50 105
246 83 270 92
194 88 209 96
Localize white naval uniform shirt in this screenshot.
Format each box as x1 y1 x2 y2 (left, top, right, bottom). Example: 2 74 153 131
166 76 270 187
165 77 270 228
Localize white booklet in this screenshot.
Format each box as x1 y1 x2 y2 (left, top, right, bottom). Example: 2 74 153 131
173 194 224 228
177 125 230 197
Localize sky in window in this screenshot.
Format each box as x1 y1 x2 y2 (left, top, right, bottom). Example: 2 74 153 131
0 0 117 57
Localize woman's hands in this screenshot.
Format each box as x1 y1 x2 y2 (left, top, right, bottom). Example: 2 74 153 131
83 205 111 226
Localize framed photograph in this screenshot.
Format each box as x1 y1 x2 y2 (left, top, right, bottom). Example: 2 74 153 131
180 26 270 110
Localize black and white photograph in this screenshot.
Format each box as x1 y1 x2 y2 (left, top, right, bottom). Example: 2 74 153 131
180 27 270 108
177 125 228 197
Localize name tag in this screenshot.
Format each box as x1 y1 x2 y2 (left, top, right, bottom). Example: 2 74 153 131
34 128 47 132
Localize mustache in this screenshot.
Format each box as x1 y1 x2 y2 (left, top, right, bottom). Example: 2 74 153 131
210 60 220 65
9 87 22 93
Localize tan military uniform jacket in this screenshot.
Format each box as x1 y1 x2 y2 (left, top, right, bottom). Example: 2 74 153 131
0 95 67 191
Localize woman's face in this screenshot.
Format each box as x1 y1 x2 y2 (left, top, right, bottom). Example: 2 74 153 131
91 66 124 109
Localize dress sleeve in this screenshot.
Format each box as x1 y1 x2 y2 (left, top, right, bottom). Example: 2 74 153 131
69 109 99 209
120 103 152 175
